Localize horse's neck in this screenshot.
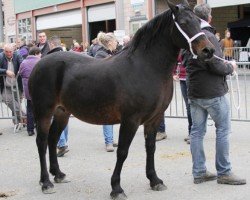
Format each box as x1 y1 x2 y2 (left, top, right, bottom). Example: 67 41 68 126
136 38 179 71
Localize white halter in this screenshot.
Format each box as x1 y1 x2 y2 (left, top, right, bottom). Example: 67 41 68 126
172 14 205 59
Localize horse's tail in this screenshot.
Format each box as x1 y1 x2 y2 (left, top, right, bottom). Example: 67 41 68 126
54 60 66 97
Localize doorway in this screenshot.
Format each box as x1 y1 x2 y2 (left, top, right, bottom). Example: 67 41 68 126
89 19 116 42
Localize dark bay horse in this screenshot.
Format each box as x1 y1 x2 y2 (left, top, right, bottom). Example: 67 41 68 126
29 0 214 199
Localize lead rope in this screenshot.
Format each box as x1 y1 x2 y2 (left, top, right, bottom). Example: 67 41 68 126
213 55 241 111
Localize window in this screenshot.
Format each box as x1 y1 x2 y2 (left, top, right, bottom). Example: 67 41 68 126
18 18 32 42
8 36 16 43
130 20 147 35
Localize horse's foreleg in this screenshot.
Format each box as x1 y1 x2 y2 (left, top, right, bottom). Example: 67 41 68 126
48 108 70 184
110 119 139 200
144 122 167 191
36 119 55 194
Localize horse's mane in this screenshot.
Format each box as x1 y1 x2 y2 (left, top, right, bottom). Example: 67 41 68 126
127 9 173 54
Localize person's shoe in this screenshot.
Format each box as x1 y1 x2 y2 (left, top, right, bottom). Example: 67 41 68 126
57 146 69 157
184 135 190 141
113 142 118 147
217 173 246 185
194 171 217 184
106 144 114 152
28 131 35 136
156 132 167 141
184 135 190 144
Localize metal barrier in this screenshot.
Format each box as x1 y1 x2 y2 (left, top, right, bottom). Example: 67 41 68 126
224 47 250 62
166 62 250 122
0 75 26 132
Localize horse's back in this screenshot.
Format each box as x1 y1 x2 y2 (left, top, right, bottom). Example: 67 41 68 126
29 52 94 117
29 51 122 123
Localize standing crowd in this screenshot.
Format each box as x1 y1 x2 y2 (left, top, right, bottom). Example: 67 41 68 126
0 2 246 186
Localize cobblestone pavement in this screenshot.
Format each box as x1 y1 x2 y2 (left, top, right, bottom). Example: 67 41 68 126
0 118 249 200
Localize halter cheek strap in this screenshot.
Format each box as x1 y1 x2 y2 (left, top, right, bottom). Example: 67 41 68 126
172 14 205 59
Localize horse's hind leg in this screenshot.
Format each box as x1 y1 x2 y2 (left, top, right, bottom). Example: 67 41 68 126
144 116 167 191
110 118 139 200
48 107 70 184
36 115 55 194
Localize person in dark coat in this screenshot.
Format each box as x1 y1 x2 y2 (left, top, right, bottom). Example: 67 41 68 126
0 43 23 124
47 36 63 54
95 32 118 152
19 47 41 136
88 38 102 57
186 3 246 185
37 31 50 57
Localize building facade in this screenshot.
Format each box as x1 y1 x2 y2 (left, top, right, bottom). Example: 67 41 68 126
207 0 250 46
2 0 249 46
3 0 16 43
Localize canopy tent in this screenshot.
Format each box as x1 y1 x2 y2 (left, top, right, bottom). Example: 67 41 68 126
227 19 250 46
228 19 250 28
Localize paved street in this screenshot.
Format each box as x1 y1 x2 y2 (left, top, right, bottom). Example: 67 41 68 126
0 117 250 200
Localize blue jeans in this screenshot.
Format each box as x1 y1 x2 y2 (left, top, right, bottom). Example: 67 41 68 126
57 125 69 148
180 80 192 135
157 113 166 133
26 100 34 132
189 96 231 177
103 125 113 144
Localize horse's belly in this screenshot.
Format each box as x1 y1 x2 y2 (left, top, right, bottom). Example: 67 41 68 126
69 106 121 125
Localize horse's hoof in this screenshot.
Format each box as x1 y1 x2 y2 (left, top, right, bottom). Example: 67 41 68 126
110 192 128 200
42 185 56 194
152 183 167 191
54 176 70 183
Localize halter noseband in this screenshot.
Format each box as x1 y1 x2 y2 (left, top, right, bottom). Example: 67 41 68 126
172 14 205 59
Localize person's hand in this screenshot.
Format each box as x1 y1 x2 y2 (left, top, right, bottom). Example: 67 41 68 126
6 70 15 78
173 75 179 81
229 60 238 70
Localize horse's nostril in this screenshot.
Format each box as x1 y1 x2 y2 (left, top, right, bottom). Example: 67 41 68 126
202 47 214 58
202 47 210 54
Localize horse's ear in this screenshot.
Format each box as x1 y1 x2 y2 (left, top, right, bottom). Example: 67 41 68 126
166 0 179 13
182 0 190 7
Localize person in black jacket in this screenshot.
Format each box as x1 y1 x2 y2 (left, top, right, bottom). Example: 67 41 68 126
187 3 246 185
47 36 63 55
37 31 50 57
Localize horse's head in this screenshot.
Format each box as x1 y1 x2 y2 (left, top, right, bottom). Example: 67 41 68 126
167 0 215 60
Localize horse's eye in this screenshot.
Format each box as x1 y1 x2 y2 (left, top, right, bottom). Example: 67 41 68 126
179 20 186 25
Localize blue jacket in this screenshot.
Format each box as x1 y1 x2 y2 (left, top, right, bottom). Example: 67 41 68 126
0 51 23 93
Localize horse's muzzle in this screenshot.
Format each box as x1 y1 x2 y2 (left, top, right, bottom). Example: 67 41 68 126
201 47 215 59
